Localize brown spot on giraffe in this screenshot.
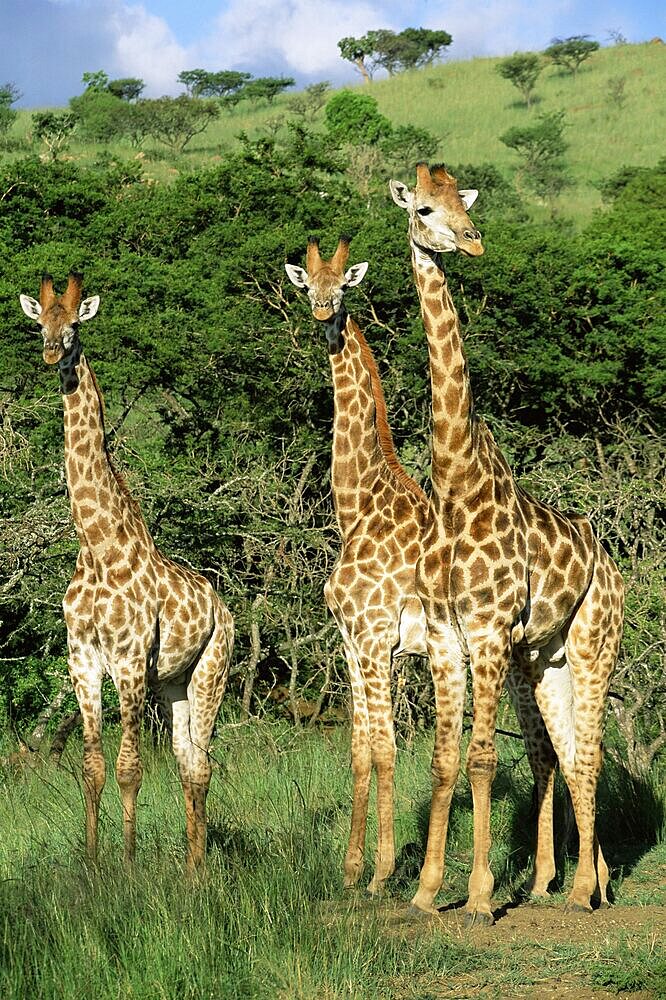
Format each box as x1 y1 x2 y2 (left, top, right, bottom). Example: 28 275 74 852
19 273 234 874
391 162 624 925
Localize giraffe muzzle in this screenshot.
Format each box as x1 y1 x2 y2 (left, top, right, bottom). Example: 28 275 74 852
460 240 485 258
43 344 65 365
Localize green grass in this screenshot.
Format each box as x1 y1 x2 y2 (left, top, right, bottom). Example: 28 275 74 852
0 720 664 998
7 42 665 224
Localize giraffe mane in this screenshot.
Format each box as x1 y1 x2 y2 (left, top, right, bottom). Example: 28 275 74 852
88 364 143 516
349 318 426 502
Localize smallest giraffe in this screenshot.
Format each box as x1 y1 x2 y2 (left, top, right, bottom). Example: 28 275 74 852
20 273 234 872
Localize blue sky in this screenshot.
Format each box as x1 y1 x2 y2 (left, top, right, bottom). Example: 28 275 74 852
3 0 664 108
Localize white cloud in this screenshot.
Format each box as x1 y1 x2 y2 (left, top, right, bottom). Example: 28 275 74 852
417 0 606 60
200 0 392 80
103 3 189 95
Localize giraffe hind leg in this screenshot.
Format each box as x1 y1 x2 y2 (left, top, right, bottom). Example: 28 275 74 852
170 604 233 874
507 668 558 897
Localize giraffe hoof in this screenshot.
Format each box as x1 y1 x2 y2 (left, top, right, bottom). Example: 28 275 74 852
564 901 593 915
408 903 438 919
464 909 495 929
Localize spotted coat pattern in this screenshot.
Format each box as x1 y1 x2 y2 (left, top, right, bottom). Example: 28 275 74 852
286 237 573 899
20 273 234 872
391 164 624 925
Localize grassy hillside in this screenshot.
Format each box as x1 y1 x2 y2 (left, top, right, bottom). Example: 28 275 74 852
8 42 666 223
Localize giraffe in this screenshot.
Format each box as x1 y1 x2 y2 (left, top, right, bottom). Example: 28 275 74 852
284 236 561 899
19 273 234 872
285 235 429 893
390 163 624 925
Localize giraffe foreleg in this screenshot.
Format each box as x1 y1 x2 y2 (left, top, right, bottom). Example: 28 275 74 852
115 661 147 866
464 628 513 927
361 642 396 895
68 637 106 861
341 640 371 889
411 623 467 915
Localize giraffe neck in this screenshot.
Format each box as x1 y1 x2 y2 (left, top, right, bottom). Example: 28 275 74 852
329 312 423 538
60 351 149 555
411 242 481 499
322 307 347 356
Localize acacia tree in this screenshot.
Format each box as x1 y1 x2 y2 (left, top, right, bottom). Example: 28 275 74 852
544 35 600 77
107 77 145 102
288 82 331 121
338 27 452 79
396 27 453 69
338 36 374 82
178 69 252 98
239 76 295 105
496 53 543 108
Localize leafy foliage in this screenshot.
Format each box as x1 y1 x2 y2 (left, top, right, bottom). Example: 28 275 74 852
0 83 20 141
178 69 252 98
324 90 392 145
239 76 296 105
107 77 145 102
544 35 600 77
0 99 663 777
131 95 220 152
31 111 77 160
69 89 128 143
338 27 452 78
496 53 543 108
500 109 571 203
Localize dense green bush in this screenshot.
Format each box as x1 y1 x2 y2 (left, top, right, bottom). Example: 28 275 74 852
0 138 663 766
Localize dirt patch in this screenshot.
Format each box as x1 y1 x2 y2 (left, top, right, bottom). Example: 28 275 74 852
358 897 666 998
413 898 666 946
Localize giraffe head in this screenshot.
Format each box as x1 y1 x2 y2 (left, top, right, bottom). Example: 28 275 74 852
285 236 368 322
389 162 484 257
19 272 100 366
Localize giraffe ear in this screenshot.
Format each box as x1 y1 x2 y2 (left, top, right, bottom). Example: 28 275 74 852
78 295 100 322
344 262 368 288
19 295 42 320
284 263 309 289
389 179 412 210
459 189 478 210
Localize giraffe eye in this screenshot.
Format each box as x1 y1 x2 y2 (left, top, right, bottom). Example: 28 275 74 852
417 206 433 217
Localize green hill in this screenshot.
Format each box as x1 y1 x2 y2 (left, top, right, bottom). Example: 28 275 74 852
8 41 666 223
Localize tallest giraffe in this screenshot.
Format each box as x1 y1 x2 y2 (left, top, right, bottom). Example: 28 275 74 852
391 163 624 926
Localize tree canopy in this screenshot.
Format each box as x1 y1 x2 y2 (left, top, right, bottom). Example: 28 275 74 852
544 35 600 77
338 27 452 79
496 53 543 108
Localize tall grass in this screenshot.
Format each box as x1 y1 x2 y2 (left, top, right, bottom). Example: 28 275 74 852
0 721 663 998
